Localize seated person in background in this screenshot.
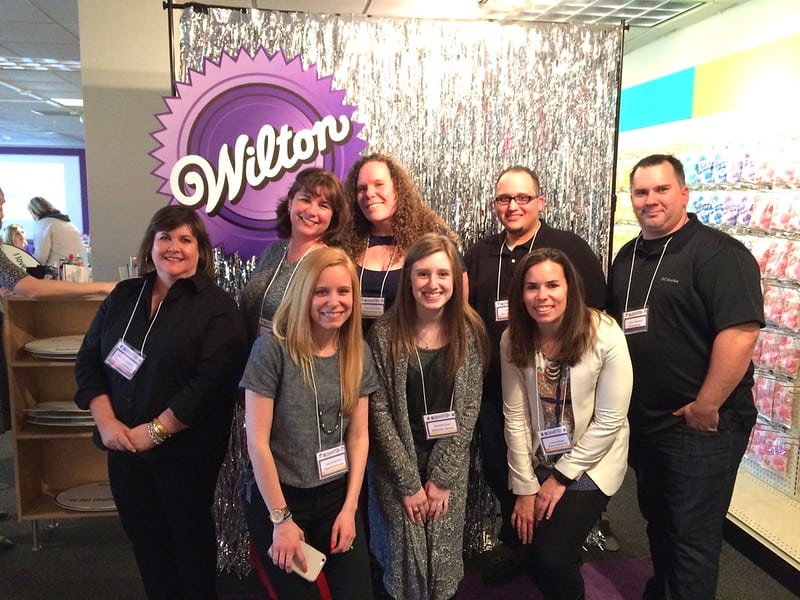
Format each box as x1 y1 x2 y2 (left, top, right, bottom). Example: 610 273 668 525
4 224 27 251
0 188 113 297
27 196 85 266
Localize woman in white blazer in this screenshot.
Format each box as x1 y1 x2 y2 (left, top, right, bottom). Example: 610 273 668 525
501 247 632 600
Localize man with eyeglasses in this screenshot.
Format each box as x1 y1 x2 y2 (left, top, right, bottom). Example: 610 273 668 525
465 165 607 584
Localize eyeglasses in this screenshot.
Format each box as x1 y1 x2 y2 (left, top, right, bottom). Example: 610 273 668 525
493 194 538 206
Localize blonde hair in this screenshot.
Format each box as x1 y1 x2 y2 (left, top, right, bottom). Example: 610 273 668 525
272 247 364 414
387 233 489 380
4 224 26 248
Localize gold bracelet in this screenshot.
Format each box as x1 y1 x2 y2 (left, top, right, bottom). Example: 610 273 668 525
151 418 171 440
147 421 165 445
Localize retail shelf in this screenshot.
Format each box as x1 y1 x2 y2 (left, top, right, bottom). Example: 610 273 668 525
728 469 800 570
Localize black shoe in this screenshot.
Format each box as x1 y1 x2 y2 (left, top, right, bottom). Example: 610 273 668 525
480 543 521 586
0 510 9 521
0 536 14 551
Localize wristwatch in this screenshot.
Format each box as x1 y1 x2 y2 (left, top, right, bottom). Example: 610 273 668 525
269 506 292 524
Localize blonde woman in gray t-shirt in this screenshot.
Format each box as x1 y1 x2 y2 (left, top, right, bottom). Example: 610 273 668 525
240 247 378 599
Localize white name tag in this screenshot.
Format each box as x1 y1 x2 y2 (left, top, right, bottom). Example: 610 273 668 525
494 300 509 322
423 410 458 440
537 425 572 456
317 444 349 480
258 317 273 337
361 296 385 318
622 307 649 334
104 339 145 380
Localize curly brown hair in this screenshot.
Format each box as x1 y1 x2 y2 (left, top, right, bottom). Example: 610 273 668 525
339 153 456 260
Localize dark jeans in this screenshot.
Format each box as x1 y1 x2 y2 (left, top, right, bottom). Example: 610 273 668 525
108 450 223 599
527 486 609 600
630 420 751 600
243 476 373 600
477 398 518 548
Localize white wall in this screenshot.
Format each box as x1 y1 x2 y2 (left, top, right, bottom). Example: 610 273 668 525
78 0 172 281
623 0 800 87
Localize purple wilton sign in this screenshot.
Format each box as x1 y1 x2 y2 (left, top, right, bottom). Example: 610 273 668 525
150 47 367 259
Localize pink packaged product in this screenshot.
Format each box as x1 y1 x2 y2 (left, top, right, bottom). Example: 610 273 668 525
753 374 775 419
749 194 774 231
761 284 784 327
764 240 789 279
756 330 800 378
772 379 795 429
779 288 800 332
777 336 800 378
769 194 793 232
750 237 773 275
786 194 800 232
783 241 800 281
746 425 791 474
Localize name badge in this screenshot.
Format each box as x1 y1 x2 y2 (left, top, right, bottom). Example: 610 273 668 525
361 296 385 318
317 444 349 480
104 339 145 380
622 308 649 334
258 317 273 337
423 410 458 440
494 300 509 322
537 425 572 457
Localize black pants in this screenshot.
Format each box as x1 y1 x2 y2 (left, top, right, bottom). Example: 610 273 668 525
631 421 750 600
478 398 518 548
525 485 608 600
243 476 373 600
108 450 224 599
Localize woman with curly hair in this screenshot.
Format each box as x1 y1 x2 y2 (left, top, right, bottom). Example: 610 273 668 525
340 153 458 333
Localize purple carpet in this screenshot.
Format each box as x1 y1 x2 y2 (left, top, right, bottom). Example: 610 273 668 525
221 556 654 599
457 556 653 599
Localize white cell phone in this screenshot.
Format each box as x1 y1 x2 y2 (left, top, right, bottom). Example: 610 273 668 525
267 540 327 582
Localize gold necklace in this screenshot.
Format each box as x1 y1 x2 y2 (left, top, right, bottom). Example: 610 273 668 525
544 358 562 382
539 347 562 381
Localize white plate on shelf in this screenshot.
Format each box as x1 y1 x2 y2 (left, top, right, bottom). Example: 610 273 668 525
26 351 78 361
26 416 95 427
55 482 116 512
24 335 84 357
25 401 89 416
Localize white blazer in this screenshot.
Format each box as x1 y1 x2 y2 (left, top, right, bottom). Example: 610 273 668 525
501 312 632 497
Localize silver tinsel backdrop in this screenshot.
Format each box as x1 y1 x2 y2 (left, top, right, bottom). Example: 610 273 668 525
182 5 623 574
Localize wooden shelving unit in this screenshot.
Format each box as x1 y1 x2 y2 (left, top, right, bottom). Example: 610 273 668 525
3 296 116 548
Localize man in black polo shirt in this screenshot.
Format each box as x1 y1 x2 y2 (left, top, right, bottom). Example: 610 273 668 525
609 154 764 600
465 165 606 582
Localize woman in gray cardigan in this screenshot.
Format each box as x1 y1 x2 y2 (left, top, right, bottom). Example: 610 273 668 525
367 233 488 599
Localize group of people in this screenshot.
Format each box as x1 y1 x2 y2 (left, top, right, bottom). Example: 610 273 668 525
6 150 759 600
2 195 84 266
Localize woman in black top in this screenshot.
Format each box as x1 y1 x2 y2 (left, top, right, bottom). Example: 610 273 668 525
74 205 247 599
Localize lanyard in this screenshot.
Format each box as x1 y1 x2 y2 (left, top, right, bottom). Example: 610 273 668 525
309 360 344 452
121 281 163 353
536 349 570 426
413 347 454 415
259 242 317 319
359 236 396 299
623 234 673 313
496 224 540 301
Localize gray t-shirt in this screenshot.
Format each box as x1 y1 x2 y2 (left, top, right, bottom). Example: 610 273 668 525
240 332 379 488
